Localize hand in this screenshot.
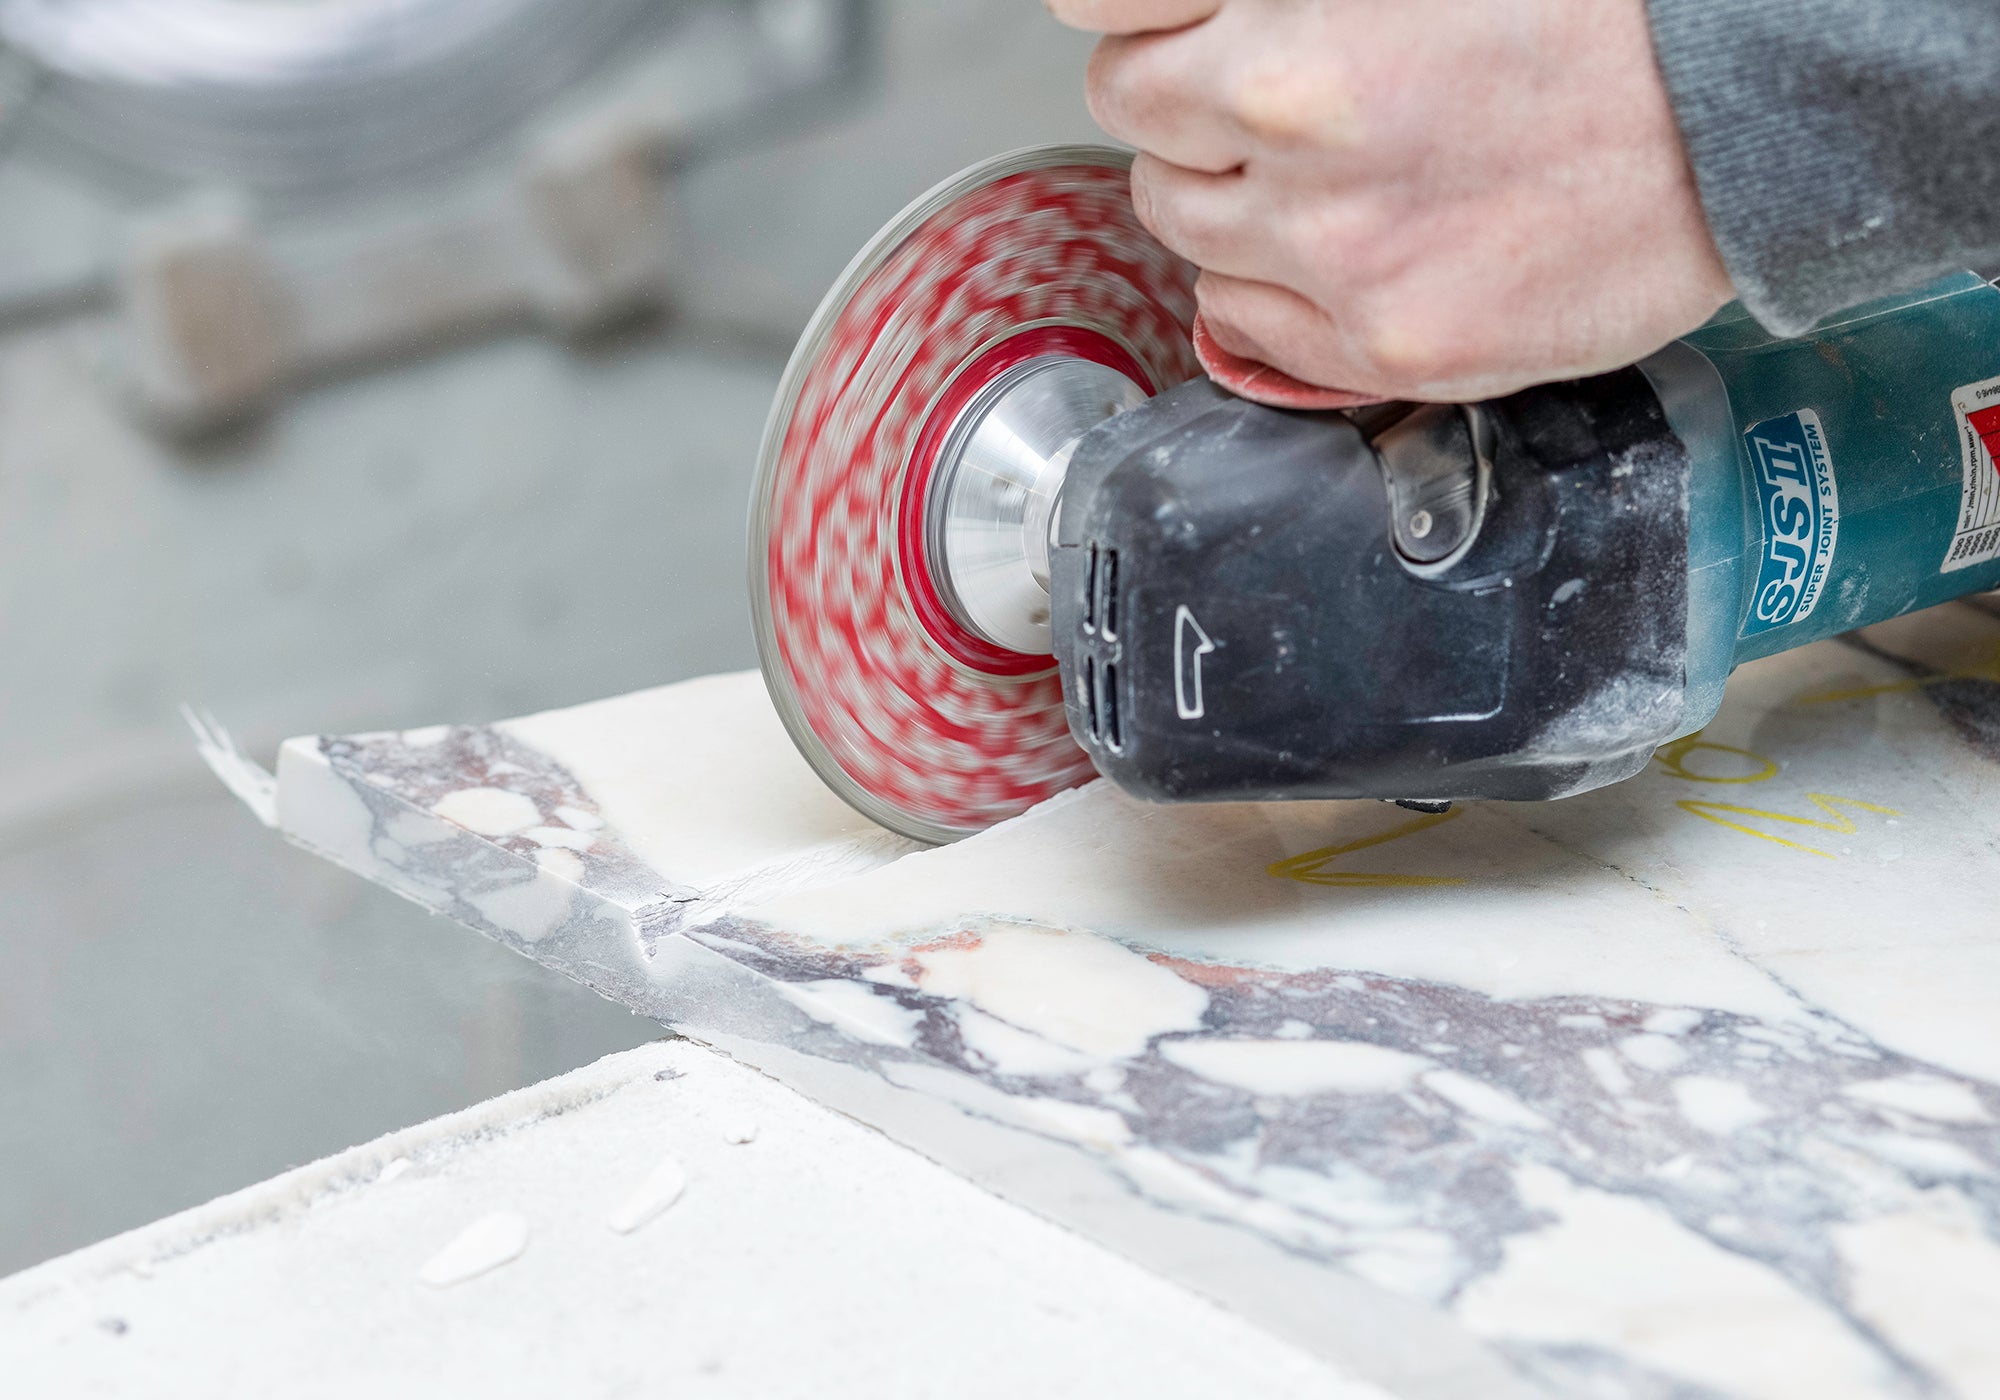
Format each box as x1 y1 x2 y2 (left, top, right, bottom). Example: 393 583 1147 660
1047 0 1735 403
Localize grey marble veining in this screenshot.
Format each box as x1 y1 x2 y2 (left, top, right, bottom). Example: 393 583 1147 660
250 604 2000 1400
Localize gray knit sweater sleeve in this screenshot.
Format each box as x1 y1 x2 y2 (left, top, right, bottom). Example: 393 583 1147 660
1646 0 2000 335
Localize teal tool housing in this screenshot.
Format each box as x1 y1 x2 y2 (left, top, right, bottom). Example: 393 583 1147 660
1648 273 2000 736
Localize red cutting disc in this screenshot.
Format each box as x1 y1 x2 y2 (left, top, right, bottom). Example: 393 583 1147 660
749 146 1201 843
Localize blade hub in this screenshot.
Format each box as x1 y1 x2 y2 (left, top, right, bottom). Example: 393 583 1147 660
900 326 1150 673
929 354 1146 656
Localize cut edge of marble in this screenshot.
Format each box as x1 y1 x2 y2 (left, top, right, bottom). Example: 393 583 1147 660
264 670 942 925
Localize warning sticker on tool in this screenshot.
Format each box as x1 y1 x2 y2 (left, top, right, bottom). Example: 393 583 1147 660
1942 374 2000 572
1740 408 1839 638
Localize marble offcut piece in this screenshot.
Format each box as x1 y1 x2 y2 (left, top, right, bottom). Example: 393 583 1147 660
258 602 2000 1400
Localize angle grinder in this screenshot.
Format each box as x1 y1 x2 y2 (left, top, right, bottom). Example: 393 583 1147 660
750 144 2000 843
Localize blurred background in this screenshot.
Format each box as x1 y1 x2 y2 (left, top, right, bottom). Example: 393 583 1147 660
0 0 1099 1275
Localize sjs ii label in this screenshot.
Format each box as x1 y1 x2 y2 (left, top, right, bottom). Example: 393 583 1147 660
1740 408 1840 638
1943 374 2000 573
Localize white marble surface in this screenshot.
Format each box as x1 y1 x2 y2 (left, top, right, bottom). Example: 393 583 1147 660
1 1039 1374 1400
246 600 2000 1399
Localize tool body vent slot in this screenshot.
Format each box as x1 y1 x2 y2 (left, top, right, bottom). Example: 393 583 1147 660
1101 662 1122 749
1072 539 1125 750
1083 543 1099 633
1099 548 1119 640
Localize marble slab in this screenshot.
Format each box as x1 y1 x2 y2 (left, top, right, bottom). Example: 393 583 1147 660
245 599 2000 1400
2 1040 1379 1400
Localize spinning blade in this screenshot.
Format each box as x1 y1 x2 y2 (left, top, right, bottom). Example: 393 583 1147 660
749 145 1199 842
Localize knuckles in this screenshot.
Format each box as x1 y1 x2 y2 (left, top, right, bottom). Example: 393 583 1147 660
1082 38 1137 139
1337 283 1506 397
1224 53 1362 151
1126 158 1163 235
1084 36 1165 145
1126 159 1217 257
1085 32 1193 147
1346 308 1459 393
1087 8 1385 167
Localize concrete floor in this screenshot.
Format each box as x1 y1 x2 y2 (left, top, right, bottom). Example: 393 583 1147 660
0 323 783 1274
0 0 1099 1274
0 795 659 1276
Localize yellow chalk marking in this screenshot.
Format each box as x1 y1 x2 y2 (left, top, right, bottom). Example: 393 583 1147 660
1674 793 1900 860
1652 734 1778 785
1796 644 2000 705
1268 808 1466 888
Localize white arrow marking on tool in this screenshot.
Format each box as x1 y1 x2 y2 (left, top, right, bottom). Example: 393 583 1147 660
1175 605 1216 721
